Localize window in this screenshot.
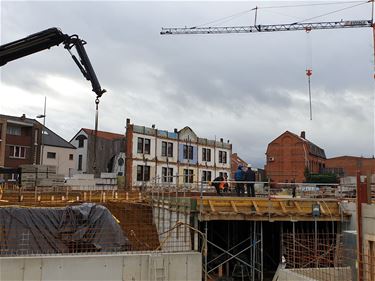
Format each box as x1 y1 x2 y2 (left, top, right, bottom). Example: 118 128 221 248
161 142 167 156
162 167 173 183
162 141 173 157
78 138 84 148
9 145 26 159
69 154 74 160
144 139 151 154
219 151 227 164
137 165 150 181
167 143 173 157
202 170 212 182
76 135 87 148
47 152 56 159
34 129 39 144
202 148 211 162
78 155 83 171
7 126 21 136
137 138 143 153
183 169 194 183
137 137 151 154
183 145 194 160
219 172 228 178
367 240 375 281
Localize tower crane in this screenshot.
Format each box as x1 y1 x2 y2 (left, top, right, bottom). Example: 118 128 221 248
160 2 375 119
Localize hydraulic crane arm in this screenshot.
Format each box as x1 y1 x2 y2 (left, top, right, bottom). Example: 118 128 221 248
0 27 106 97
161 19 373 35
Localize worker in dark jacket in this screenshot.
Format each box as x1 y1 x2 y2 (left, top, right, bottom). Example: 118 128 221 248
244 164 256 197
234 165 245 196
212 175 224 196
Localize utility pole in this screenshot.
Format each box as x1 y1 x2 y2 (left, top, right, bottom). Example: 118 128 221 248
36 96 46 165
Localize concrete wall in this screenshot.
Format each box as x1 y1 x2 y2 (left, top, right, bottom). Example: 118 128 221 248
274 267 352 281
0 252 201 281
153 205 192 252
362 204 375 237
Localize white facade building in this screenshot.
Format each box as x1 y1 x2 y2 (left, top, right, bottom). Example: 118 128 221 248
125 119 232 188
41 127 76 177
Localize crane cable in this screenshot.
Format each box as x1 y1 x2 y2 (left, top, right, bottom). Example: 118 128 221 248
93 97 100 176
192 1 368 29
306 29 313 121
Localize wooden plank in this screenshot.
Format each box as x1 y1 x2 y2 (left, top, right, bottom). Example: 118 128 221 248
318 201 327 215
294 201 303 212
279 201 287 213
208 200 216 212
230 201 238 213
252 200 260 213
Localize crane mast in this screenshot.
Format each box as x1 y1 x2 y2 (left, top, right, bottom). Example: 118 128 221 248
161 19 373 35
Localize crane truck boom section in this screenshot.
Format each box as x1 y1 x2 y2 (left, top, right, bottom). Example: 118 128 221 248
0 27 105 98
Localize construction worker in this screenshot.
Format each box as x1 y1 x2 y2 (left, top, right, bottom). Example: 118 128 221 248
212 175 225 196
234 165 245 196
244 164 256 197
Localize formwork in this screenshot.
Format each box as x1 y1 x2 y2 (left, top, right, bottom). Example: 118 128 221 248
146 183 354 281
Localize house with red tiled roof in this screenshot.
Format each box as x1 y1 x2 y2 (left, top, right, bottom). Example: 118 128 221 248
70 128 125 175
265 131 326 183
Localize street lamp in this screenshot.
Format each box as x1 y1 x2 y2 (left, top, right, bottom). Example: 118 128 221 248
36 97 46 165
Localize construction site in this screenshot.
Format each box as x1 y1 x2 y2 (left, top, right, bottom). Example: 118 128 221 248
0 174 374 281
1 1 375 281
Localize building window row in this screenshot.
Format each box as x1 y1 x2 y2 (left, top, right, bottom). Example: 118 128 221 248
9 145 27 159
137 165 150 181
137 138 229 164
137 137 151 154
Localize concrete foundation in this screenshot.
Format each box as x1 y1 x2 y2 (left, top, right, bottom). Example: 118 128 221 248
0 251 202 281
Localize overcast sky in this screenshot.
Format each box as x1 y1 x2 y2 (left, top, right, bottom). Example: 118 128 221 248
1 1 374 167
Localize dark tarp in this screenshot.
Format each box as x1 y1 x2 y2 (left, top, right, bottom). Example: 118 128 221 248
0 203 130 255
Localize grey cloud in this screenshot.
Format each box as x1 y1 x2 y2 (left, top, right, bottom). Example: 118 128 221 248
1 1 374 168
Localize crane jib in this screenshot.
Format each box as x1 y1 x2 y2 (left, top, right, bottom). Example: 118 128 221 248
160 20 373 35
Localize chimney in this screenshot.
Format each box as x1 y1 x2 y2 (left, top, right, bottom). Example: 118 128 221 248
174 128 178 133
300 131 306 139
152 124 155 129
126 118 130 125
20 114 26 120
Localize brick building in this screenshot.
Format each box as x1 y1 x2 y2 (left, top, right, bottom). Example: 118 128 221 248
231 153 248 178
265 131 326 183
125 119 232 188
0 114 42 177
325 156 375 177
